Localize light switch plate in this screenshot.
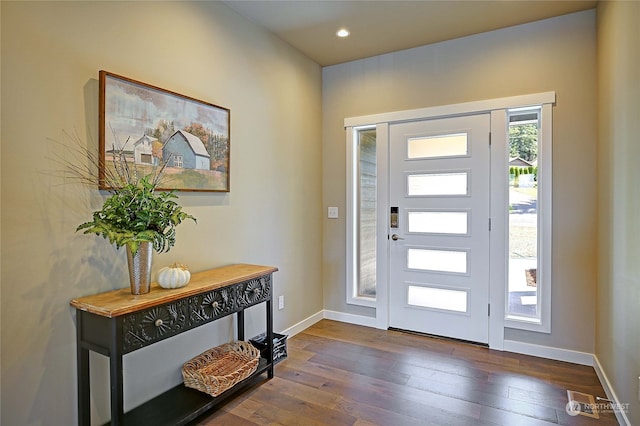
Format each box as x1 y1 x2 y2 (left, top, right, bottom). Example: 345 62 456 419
328 207 339 219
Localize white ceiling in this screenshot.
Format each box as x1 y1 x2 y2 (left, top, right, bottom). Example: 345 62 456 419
223 0 597 66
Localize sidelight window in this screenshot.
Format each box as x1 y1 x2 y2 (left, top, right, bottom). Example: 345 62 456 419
347 126 377 306
505 105 552 332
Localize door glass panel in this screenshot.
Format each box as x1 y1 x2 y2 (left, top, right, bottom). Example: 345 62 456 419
408 211 468 234
407 285 467 312
407 248 467 273
407 172 468 196
407 133 467 159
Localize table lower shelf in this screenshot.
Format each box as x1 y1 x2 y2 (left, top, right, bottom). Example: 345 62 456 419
105 358 272 426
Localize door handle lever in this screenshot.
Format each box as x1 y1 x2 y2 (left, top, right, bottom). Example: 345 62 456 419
391 234 404 241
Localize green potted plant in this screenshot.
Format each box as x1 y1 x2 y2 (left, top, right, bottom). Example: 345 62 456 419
75 141 196 294
76 176 195 255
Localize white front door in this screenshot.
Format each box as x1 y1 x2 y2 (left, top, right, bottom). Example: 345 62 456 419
388 114 491 343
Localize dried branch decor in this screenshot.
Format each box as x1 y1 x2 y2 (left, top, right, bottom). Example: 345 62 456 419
58 130 196 255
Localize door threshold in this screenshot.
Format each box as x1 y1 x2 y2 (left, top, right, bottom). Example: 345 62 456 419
388 327 489 348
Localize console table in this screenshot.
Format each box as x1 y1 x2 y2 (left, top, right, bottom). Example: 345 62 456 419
70 263 278 426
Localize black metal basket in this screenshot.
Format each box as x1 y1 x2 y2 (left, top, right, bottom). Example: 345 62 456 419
250 332 288 364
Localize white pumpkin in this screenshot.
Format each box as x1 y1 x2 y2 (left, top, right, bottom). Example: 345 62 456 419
157 263 191 289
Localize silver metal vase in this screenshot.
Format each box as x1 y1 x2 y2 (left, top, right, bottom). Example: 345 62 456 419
126 242 153 295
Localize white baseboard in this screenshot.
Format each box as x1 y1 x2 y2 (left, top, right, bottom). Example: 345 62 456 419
593 355 632 426
279 310 324 338
283 313 594 366
279 310 377 338
322 309 378 328
283 313 592 366
502 339 594 366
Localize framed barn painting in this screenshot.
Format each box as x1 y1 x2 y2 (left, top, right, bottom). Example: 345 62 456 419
99 70 230 192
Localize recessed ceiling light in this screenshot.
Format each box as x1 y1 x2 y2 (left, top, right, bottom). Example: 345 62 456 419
336 28 350 38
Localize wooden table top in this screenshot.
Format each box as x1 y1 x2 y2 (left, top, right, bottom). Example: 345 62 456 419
70 263 278 318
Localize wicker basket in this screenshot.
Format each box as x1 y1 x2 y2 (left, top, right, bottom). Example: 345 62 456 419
182 341 260 397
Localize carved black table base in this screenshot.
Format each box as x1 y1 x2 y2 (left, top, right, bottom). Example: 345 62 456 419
72 265 276 426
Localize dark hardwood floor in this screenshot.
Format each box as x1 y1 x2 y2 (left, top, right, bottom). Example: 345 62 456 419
193 320 620 425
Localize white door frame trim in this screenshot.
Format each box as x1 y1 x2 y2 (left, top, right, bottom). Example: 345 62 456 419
344 91 556 350
345 92 555 128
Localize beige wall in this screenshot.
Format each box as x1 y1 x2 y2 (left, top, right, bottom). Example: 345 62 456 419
0 2 322 425
6 1 638 424
323 11 598 352
597 1 640 424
